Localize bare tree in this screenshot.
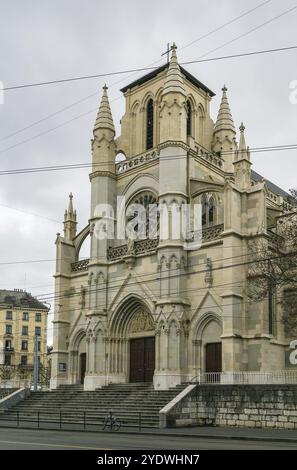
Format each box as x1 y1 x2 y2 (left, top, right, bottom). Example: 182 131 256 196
247 189 297 332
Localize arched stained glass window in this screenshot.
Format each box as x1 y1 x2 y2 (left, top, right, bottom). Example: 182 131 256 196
186 100 192 136
198 193 223 228
201 193 207 227
126 192 158 238
208 197 214 226
146 99 154 150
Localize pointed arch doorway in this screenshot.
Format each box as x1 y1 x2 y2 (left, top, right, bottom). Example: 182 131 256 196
128 308 155 383
110 297 156 384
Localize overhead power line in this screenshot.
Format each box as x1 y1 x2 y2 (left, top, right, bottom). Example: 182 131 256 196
0 0 273 144
178 0 273 53
1 45 297 92
0 143 297 176
191 4 297 61
35 250 297 304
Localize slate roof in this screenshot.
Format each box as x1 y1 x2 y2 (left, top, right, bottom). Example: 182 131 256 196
0 289 48 310
120 63 215 97
251 170 290 198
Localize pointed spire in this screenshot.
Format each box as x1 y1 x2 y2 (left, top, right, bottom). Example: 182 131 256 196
64 193 77 240
239 122 246 151
238 122 250 160
64 193 76 223
214 85 235 133
94 84 115 133
68 192 73 214
162 43 186 97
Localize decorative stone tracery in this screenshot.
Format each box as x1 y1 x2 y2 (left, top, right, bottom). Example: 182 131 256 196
129 309 155 333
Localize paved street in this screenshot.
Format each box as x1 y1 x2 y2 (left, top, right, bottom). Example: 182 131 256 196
0 428 296 450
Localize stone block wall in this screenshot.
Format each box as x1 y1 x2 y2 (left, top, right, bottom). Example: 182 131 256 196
164 385 297 429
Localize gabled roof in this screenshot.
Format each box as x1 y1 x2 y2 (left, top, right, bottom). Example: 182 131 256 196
120 63 215 97
251 170 290 198
0 289 48 311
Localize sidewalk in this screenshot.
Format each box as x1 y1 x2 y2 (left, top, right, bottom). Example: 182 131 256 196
0 417 297 443
128 425 297 443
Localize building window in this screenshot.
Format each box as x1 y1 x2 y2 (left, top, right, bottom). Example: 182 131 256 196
5 324 12 335
35 327 41 336
4 355 11 365
126 192 158 239
20 356 27 366
6 311 12 320
201 193 207 227
268 286 273 335
37 341 41 352
146 98 154 150
198 192 222 228
22 325 28 336
23 312 29 321
21 340 28 351
186 100 192 136
35 313 42 322
5 340 12 350
208 196 215 226
59 363 67 372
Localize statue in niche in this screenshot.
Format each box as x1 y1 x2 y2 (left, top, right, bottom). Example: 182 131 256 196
79 285 86 309
130 310 154 333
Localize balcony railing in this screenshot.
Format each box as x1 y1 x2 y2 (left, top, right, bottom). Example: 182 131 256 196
71 258 89 273
107 238 159 261
188 224 224 243
115 148 159 175
192 370 297 385
194 144 224 169
71 226 224 267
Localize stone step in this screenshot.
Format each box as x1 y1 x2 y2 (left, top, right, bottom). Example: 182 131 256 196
0 382 186 428
12 404 170 411
11 406 166 413
3 410 160 417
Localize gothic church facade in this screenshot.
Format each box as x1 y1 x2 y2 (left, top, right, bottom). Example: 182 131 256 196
51 45 292 390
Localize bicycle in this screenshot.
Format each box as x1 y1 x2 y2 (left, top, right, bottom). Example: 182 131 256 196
102 411 121 431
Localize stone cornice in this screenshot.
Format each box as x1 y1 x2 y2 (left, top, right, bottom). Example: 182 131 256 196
157 140 190 153
89 170 117 181
158 191 188 199
221 292 244 299
155 298 191 307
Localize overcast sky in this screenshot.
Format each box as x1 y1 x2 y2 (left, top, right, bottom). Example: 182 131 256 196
0 0 297 343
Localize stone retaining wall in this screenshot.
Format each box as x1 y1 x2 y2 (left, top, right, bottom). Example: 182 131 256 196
0 388 30 411
164 385 297 429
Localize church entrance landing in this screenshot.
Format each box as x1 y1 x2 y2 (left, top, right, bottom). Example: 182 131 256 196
129 337 155 383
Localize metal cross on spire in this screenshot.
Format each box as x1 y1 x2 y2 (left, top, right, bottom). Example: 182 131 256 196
161 43 172 64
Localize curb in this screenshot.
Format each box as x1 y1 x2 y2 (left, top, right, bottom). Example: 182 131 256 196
0 423 297 443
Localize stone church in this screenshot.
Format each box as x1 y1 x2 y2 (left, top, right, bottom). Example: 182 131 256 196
50 44 292 391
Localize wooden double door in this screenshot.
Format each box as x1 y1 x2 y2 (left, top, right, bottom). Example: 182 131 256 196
130 337 155 383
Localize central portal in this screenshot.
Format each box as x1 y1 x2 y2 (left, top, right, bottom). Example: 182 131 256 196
129 337 155 382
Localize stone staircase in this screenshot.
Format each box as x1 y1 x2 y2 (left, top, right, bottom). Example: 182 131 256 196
0 382 185 428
